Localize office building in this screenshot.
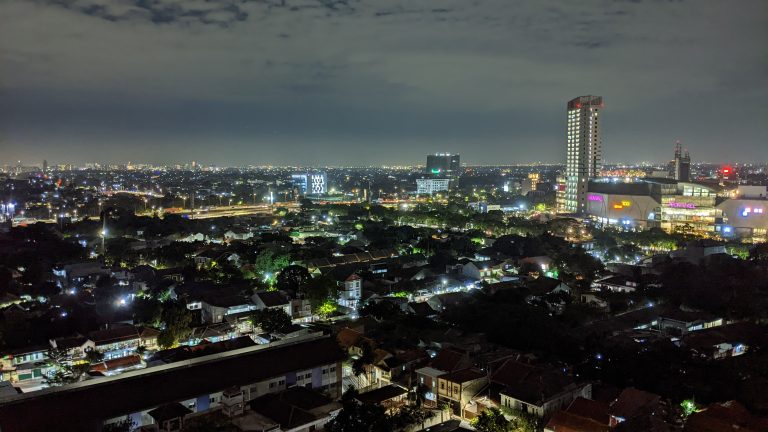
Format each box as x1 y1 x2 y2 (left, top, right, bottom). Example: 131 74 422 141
416 178 451 195
672 141 691 182
291 172 328 196
555 175 567 212
522 172 540 195
564 95 603 213
426 153 460 178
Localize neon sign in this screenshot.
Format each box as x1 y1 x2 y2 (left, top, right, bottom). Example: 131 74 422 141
668 202 696 209
587 194 603 202
741 207 765 217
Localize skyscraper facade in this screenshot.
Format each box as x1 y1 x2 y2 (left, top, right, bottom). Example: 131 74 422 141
426 153 460 178
673 141 691 182
564 95 603 213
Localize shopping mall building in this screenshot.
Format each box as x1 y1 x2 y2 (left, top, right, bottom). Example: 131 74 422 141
585 179 768 241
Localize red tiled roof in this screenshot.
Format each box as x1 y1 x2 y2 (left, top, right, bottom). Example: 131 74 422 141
610 387 660 419
545 410 611 432
430 348 468 373
440 368 486 384
685 401 768 432
89 355 143 373
336 327 365 349
567 397 611 425
88 326 140 345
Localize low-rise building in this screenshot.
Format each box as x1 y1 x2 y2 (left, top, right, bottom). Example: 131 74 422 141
0 336 346 432
437 368 488 418
355 384 409 413
491 359 591 419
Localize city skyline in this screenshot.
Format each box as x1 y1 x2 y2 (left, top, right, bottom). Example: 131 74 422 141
1 1 767 166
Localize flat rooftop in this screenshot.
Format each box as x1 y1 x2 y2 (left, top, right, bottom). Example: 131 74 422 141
0 335 344 432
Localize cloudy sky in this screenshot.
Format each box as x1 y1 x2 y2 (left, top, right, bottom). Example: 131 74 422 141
1 0 766 166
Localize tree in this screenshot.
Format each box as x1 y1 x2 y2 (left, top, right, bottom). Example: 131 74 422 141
158 300 193 348
326 388 431 432
325 395 392 432
253 251 291 283
300 275 339 313
472 408 510 432
276 265 311 291
133 297 162 326
351 342 375 385
44 362 90 387
505 408 539 432
250 308 292 334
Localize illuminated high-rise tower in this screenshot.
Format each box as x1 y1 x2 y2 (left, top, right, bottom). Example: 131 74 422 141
426 153 460 178
564 95 603 213
673 141 691 182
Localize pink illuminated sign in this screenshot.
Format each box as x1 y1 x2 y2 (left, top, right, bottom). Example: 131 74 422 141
668 202 696 209
587 194 603 202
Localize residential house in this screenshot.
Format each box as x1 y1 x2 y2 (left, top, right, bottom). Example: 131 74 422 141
139 327 161 351
252 290 292 317
579 292 609 311
246 386 342 432
369 348 429 388
355 385 409 413
56 261 111 285
389 266 432 283
193 250 241 269
179 232 207 243
0 345 50 384
655 308 723 336
460 259 503 282
290 297 313 322
592 275 639 293
519 256 555 273
408 301 438 318
224 229 254 242
330 267 362 310
336 327 373 358
525 277 572 315
681 322 763 360
427 292 470 312
491 359 592 419
187 322 238 346
50 335 95 361
609 387 663 426
437 368 488 418
416 367 445 408
200 295 257 324
89 326 140 360
430 348 473 373
147 403 192 432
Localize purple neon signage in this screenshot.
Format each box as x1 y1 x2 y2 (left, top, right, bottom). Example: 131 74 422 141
668 202 696 209
587 194 603 202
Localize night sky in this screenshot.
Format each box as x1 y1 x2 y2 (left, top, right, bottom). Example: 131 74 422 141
1 0 766 166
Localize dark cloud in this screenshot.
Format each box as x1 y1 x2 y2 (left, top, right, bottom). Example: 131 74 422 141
0 0 766 165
